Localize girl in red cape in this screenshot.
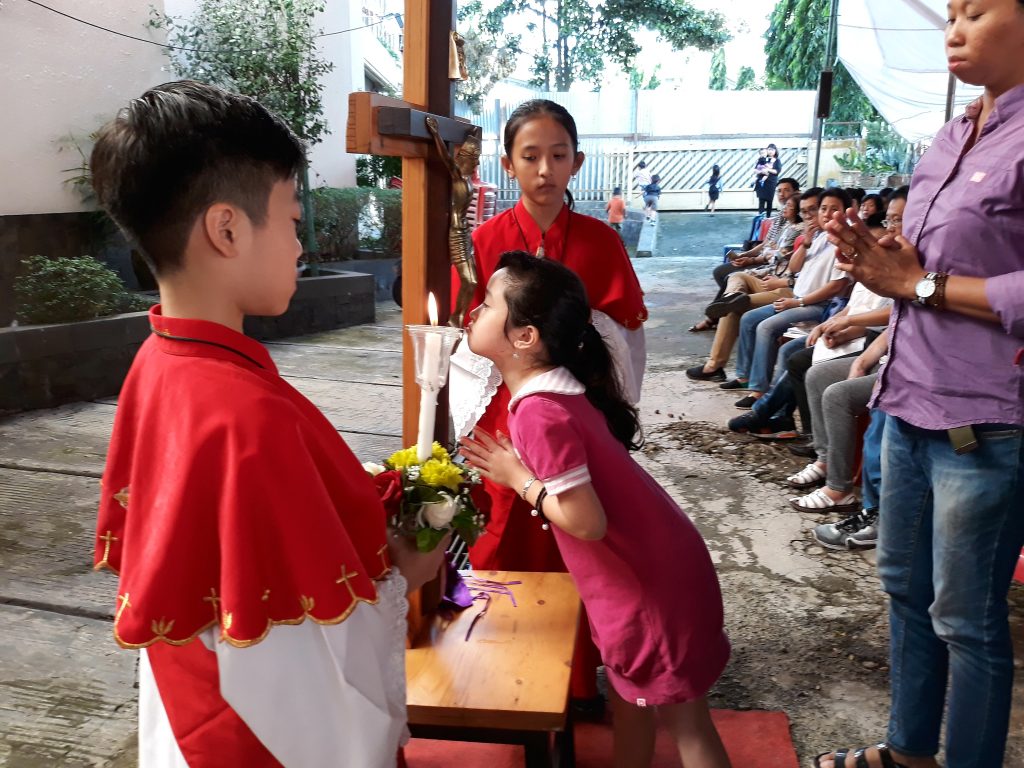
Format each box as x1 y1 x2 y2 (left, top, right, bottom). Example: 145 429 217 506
449 99 647 702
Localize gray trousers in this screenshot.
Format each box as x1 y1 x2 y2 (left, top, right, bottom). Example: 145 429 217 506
805 356 878 493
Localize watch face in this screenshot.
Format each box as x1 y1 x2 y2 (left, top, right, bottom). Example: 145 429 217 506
915 277 936 299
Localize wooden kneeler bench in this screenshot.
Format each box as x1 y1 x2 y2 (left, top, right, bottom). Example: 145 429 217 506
406 570 582 768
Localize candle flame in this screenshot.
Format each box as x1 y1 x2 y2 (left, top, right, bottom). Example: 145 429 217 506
427 292 438 326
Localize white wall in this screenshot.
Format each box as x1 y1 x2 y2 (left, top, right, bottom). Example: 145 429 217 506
0 0 171 215
0 0 371 217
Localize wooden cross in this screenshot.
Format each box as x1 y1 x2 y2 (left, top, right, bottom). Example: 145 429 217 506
346 0 480 451
347 0 477 643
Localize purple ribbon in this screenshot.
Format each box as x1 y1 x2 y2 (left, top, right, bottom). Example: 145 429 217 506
462 578 521 641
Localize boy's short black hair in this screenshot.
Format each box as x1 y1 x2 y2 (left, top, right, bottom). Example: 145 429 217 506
777 177 800 193
91 80 306 275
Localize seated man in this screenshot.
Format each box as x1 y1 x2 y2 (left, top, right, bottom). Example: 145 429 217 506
689 178 801 332
727 187 855 407
686 189 822 382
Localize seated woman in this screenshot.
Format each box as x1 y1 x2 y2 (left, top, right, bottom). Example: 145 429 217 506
686 190 818 382
726 188 854 407
859 193 885 221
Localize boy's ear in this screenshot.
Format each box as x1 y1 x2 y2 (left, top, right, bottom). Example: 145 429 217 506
202 203 244 259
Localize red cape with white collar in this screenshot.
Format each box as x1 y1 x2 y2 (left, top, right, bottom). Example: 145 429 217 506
95 306 391 649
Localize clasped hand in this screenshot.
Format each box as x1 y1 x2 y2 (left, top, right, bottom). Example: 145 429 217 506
825 207 925 299
459 428 527 489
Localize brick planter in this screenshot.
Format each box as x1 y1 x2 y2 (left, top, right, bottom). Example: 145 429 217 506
0 271 375 413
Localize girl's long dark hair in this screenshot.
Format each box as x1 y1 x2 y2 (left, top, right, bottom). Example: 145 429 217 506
497 251 642 450
504 99 580 211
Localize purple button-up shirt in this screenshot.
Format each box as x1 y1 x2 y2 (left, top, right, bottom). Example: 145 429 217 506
875 84 1024 429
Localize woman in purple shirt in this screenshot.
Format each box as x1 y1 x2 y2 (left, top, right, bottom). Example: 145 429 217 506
818 2 1024 767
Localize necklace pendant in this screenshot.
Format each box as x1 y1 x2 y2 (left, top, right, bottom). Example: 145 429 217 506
535 244 545 259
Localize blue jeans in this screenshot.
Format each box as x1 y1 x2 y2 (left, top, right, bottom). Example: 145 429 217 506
878 417 1024 766
860 409 886 511
735 303 823 393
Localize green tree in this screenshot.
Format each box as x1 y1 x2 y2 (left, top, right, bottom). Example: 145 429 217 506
708 48 727 90
149 0 332 264
764 0 877 129
628 64 662 90
456 1 521 111
734 65 757 90
484 0 729 92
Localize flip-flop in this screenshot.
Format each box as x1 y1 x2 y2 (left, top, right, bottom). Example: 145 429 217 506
813 743 910 768
687 319 717 332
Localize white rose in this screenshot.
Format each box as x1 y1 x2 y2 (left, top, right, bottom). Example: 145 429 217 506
362 461 387 477
421 495 457 529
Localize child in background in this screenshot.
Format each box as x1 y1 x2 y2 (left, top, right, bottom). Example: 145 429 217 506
606 185 626 232
706 164 722 214
643 174 662 223
90 80 444 766
461 252 731 768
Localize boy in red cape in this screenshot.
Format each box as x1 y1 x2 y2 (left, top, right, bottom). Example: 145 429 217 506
91 81 443 767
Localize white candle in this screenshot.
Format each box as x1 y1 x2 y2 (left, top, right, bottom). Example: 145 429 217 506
416 388 438 462
416 293 442 462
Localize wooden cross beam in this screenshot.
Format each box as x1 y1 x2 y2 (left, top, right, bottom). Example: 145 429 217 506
346 0 481 454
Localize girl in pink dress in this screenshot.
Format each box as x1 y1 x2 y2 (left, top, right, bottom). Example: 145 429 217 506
460 251 731 767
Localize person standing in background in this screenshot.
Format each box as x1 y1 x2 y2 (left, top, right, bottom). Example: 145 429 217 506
755 144 782 216
705 164 722 214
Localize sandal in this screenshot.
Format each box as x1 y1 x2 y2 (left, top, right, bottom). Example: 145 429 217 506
788 487 858 513
813 743 910 768
688 317 717 332
786 462 826 489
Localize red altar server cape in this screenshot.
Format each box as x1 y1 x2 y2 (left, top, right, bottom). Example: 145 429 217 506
466 200 648 330
95 307 394 764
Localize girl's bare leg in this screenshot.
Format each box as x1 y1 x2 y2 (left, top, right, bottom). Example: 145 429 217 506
659 696 731 768
608 683 656 768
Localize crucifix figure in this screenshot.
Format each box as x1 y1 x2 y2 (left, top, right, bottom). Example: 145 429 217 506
425 115 481 328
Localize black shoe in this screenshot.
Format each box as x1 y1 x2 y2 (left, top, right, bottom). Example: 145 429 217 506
706 292 751 320
686 364 726 382
728 411 767 433
734 395 760 410
718 378 748 390
788 443 818 458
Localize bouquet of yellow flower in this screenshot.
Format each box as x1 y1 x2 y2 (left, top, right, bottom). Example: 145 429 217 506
364 442 485 552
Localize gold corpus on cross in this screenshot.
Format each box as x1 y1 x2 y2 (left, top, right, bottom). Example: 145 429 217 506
335 565 361 601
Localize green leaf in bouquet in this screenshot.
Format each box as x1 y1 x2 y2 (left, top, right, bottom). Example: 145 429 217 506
415 526 447 553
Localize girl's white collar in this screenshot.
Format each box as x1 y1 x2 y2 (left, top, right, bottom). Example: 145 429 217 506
508 367 585 411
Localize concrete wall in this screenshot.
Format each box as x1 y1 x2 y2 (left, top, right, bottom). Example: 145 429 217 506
0 0 171 216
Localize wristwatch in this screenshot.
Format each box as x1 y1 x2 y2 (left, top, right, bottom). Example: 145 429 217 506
914 271 949 309
914 272 938 306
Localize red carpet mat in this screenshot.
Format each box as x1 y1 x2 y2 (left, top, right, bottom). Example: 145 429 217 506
404 709 799 767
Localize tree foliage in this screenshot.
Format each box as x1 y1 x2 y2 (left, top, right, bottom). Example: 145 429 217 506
734 65 757 90
457 1 522 111
149 0 332 259
483 0 729 91
708 48 727 90
764 0 877 127
149 0 332 146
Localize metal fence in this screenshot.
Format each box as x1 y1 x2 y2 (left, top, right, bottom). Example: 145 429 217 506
478 141 812 204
